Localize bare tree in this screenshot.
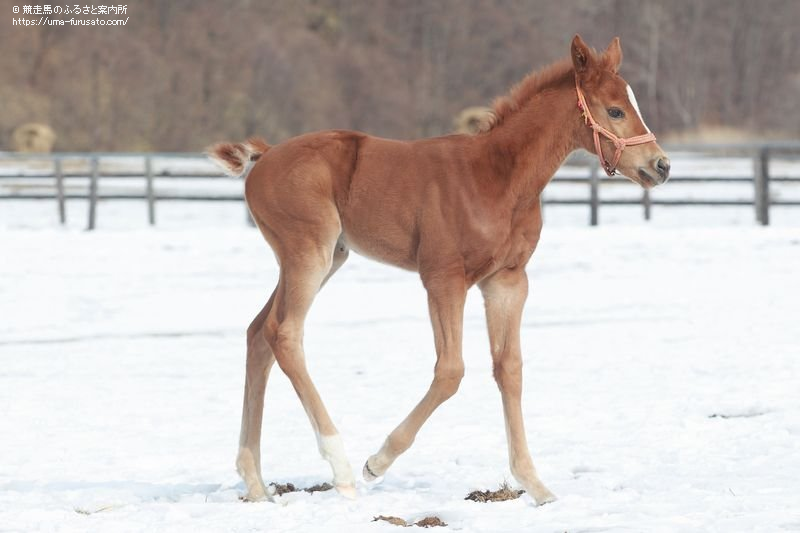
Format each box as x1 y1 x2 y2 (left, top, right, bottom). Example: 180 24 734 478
1 0 798 151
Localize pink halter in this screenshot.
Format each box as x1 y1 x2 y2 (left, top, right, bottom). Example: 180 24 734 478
576 79 656 176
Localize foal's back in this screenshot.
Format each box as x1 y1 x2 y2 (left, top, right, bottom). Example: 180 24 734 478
245 129 491 271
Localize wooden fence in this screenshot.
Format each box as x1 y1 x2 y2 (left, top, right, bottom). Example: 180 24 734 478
1 142 799 228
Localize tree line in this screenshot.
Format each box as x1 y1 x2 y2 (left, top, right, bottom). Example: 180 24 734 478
1 0 798 151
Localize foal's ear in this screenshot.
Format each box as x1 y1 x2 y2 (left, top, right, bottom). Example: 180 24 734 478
571 34 593 74
604 37 623 73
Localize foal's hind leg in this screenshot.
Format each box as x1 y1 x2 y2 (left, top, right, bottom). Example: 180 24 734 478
236 241 349 501
480 269 556 506
237 293 277 501
265 240 356 497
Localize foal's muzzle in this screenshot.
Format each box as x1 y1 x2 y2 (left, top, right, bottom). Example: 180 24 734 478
655 157 671 182
638 156 671 186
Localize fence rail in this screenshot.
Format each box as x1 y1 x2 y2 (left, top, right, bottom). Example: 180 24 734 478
1 141 799 228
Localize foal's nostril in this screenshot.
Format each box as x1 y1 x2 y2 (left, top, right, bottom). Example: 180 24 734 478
656 157 671 180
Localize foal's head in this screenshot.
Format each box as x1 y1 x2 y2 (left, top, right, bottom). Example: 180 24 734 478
571 35 670 187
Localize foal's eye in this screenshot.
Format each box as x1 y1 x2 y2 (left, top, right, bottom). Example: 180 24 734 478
607 107 625 119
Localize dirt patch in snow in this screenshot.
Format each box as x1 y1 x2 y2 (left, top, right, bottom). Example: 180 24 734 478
464 482 524 503
268 481 334 496
372 515 448 528
414 516 447 527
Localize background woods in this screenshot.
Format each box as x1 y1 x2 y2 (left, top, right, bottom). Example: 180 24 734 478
2 0 799 152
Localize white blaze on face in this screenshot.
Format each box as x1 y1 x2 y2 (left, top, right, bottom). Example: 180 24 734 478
626 84 651 133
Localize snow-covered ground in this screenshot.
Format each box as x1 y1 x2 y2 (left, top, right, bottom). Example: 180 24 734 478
2 151 800 531
2 203 799 531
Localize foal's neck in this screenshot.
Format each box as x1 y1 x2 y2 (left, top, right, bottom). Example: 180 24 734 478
484 80 582 198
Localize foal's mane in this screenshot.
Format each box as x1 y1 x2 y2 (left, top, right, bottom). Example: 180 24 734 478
482 57 575 133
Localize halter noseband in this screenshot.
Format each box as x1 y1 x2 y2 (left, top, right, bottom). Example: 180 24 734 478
575 78 656 177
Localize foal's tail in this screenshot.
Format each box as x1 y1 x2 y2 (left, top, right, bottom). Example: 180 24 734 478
205 137 271 177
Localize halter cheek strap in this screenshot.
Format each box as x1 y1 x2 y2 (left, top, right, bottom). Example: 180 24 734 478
575 79 656 176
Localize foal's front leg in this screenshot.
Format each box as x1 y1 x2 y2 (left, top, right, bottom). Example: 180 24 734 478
480 268 556 505
363 275 467 481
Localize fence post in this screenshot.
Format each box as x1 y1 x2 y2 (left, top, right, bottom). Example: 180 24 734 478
589 159 599 226
643 188 651 221
87 156 99 230
145 155 156 225
753 147 770 225
55 158 66 225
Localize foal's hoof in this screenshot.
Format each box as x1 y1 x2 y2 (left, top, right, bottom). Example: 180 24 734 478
362 458 382 482
335 483 357 500
531 487 557 506
239 489 273 503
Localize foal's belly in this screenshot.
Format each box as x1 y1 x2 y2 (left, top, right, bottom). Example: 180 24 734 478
340 222 419 272
336 173 422 271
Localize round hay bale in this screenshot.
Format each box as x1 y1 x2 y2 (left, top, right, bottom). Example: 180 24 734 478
12 123 56 153
453 106 493 135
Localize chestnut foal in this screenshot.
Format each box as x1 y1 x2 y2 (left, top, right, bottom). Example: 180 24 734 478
208 35 669 506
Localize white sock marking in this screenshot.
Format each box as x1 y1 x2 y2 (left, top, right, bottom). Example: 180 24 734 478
317 433 355 486
626 84 651 133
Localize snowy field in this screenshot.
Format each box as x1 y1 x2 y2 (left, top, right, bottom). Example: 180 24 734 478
2 181 800 531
